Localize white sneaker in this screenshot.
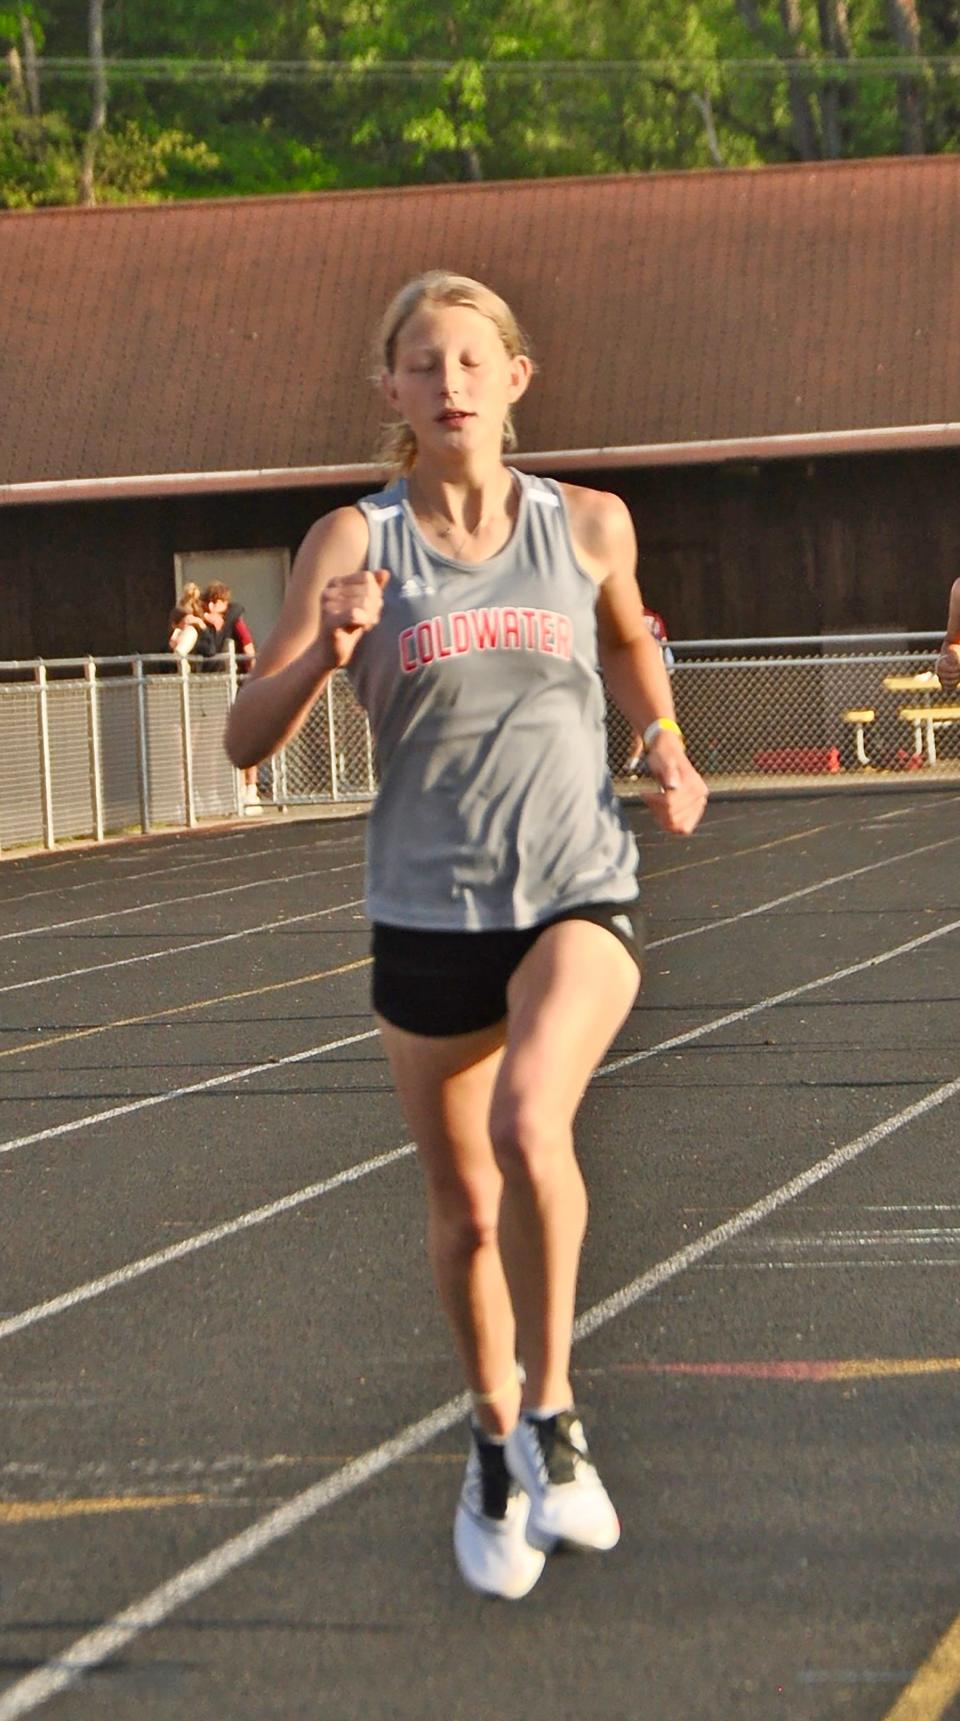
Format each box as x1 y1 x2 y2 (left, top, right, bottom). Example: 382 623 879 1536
506 1409 620 1553
243 785 263 815
454 1426 546 1599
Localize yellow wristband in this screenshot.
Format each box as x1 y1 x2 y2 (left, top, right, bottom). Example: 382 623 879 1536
643 717 684 749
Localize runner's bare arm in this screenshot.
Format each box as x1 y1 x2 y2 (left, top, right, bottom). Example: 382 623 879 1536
936 577 960 692
563 485 707 835
224 506 386 769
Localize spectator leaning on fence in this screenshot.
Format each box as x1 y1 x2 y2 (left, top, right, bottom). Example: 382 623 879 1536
936 577 960 692
202 583 261 812
168 583 217 662
202 583 256 673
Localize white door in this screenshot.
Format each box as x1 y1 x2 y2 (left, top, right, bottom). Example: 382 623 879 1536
173 548 290 656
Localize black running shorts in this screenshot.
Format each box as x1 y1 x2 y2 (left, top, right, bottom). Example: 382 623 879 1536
371 899 645 1038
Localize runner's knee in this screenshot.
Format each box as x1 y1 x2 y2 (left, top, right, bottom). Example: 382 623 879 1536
489 1095 571 1185
425 1171 502 1258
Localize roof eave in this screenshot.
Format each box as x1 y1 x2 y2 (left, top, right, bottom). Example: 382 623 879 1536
5 423 960 506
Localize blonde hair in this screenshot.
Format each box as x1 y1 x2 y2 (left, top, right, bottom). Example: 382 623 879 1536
168 582 205 630
373 271 532 474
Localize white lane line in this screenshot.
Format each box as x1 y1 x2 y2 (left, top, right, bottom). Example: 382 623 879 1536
729 1229 960 1246
2 906 957 1165
647 831 960 951
862 791 960 825
0 798 945 948
863 1204 960 1212
0 893 365 998
869 802 941 822
572 1073 960 1332
696 1258 960 1271
0 833 365 908
5 826 957 1005
0 862 363 943
0 1027 379 1160
1 1069 957 1721
4 908 959 1334
0 1396 471 1721
0 1142 416 1342
602 912 960 1080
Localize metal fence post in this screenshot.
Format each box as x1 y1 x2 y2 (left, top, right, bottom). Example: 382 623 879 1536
133 657 150 833
84 657 104 843
177 655 197 828
35 659 55 850
326 679 340 801
224 640 244 816
270 749 288 812
0 633 951 853
363 712 376 793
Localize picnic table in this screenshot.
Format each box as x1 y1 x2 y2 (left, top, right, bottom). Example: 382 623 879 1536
882 671 960 764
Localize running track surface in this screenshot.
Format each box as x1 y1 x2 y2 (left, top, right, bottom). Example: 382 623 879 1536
1 788 959 1721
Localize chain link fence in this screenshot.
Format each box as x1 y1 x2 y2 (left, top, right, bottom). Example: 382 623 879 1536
0 634 952 853
0 655 241 853
649 633 956 787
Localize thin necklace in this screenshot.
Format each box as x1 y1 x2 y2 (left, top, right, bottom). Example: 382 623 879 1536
407 474 515 561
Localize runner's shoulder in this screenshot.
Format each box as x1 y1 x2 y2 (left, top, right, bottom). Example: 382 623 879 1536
296 505 371 585
558 482 634 557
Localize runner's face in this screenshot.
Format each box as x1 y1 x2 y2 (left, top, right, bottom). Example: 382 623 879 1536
384 302 529 462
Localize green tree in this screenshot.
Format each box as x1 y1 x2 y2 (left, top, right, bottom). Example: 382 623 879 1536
4 0 960 206
0 87 75 204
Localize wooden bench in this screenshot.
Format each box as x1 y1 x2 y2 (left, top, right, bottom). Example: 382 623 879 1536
899 704 960 765
840 708 875 767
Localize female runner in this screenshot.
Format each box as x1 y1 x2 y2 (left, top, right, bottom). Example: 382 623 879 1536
225 272 708 1600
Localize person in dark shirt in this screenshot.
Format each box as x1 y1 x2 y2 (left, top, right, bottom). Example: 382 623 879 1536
168 582 217 663
202 582 256 669
202 582 261 811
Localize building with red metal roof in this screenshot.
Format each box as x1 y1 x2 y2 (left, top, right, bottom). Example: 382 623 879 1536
3 157 959 654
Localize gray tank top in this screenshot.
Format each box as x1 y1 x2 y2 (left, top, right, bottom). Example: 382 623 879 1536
349 467 638 930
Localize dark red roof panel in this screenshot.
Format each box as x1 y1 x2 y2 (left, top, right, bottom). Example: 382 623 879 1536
2 157 960 490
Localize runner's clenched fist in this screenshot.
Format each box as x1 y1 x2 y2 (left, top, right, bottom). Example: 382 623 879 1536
320 569 390 667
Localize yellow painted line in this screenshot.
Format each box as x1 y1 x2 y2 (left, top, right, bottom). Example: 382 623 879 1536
830 1358 960 1381
0 1494 207 1523
0 1458 466 1525
643 822 830 881
617 1357 960 1383
0 956 372 1063
882 1612 960 1720
0 826 826 1055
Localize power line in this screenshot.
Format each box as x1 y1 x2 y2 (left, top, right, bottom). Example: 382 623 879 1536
31 54 960 85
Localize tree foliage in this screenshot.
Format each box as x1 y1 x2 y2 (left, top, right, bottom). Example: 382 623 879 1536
1 0 958 207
